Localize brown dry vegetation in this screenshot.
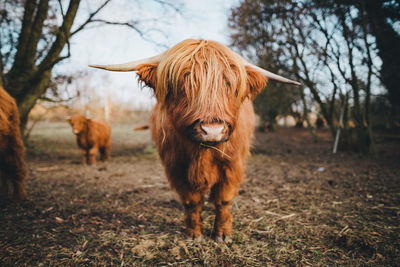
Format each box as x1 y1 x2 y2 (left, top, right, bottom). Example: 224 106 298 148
1 122 399 266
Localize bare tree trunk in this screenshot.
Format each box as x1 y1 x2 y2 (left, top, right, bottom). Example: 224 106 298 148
363 0 400 125
4 0 81 134
339 7 375 154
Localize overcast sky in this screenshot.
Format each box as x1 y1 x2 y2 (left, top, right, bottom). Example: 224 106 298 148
56 0 239 109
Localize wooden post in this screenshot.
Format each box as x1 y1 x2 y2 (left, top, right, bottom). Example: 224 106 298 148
333 97 346 154
104 92 110 122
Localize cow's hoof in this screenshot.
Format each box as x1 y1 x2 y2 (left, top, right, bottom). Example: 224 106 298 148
186 235 202 243
214 235 232 244
224 235 232 244
215 236 224 243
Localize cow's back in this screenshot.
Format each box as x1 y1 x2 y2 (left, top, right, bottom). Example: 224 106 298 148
88 120 111 147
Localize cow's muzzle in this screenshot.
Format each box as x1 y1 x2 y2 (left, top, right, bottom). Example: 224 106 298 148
188 120 232 144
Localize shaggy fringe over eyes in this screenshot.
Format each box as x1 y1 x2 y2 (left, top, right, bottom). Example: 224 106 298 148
155 39 249 117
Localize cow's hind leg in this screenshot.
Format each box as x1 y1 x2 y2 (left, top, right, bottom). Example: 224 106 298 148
11 173 26 202
0 170 9 199
210 182 238 243
99 147 105 161
99 142 110 161
4 148 27 202
0 170 12 207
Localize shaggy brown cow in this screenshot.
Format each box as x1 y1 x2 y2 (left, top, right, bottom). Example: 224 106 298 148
90 39 300 242
0 86 27 202
67 115 111 165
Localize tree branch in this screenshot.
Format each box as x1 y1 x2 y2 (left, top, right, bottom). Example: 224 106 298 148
0 30 3 87
70 0 112 37
57 0 65 16
24 0 50 69
39 94 76 103
152 0 181 13
8 0 37 76
35 34 55 62
86 19 145 35
359 0 374 125
81 19 170 48
37 0 80 74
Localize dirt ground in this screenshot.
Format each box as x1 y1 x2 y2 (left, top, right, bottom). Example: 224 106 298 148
1 122 399 266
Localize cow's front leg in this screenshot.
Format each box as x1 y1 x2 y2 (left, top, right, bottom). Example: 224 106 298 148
81 149 88 164
88 146 98 165
180 192 204 240
210 183 238 243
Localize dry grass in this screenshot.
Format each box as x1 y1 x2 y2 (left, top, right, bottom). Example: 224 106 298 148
1 123 399 266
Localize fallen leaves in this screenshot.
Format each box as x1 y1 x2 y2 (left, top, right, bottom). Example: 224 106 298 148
55 217 64 223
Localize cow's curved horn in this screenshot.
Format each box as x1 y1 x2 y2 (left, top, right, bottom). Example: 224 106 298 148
89 54 162 72
245 63 301 86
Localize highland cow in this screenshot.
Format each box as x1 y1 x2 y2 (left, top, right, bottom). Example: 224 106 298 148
67 115 111 165
0 86 27 202
90 39 300 242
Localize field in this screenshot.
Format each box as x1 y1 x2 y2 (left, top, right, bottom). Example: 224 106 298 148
1 122 399 266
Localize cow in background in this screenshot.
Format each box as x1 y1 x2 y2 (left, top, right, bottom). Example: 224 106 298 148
67 115 111 165
0 86 27 202
90 39 300 242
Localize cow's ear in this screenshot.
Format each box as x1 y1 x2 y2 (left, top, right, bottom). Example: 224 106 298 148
66 117 72 124
136 63 158 90
245 65 268 100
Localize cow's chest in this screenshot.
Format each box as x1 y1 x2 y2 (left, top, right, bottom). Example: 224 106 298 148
184 151 227 189
77 135 91 149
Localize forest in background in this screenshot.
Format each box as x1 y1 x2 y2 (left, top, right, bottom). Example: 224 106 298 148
1 0 399 154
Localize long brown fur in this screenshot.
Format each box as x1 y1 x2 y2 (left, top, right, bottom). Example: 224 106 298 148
67 115 111 165
0 86 27 202
137 39 268 241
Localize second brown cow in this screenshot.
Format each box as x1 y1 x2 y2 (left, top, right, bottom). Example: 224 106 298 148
67 115 111 165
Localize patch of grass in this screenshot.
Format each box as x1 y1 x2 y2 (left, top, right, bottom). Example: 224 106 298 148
1 126 399 265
